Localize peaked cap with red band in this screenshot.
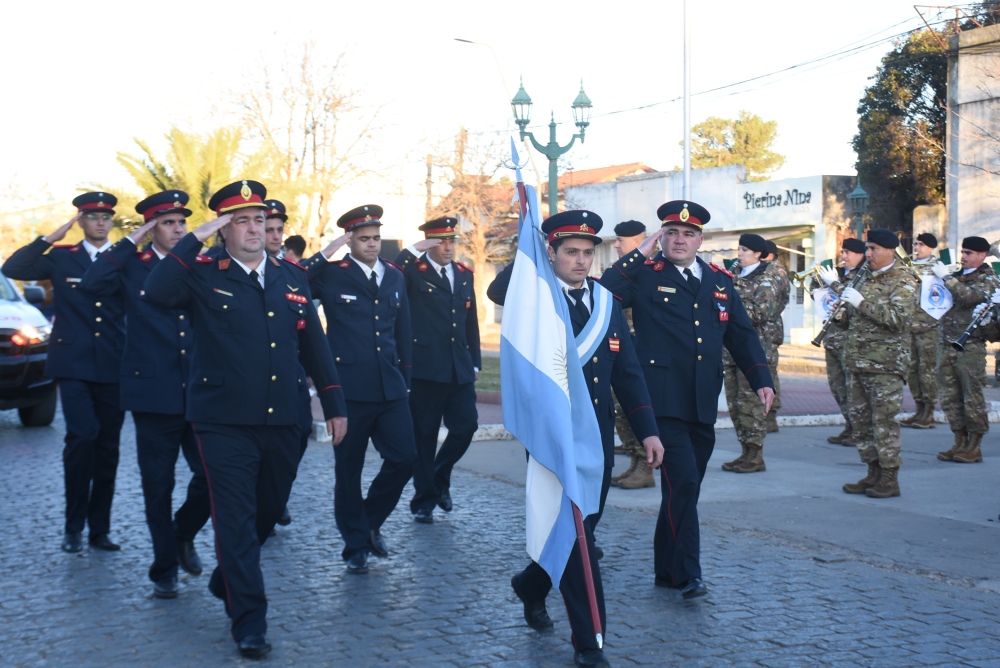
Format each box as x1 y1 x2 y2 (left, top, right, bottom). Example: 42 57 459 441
264 199 288 222
72 191 117 216
657 200 711 230
419 216 459 240
208 180 268 215
135 190 191 222
541 209 603 245
337 204 383 232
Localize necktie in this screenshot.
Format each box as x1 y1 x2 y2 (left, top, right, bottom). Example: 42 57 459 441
684 267 700 293
369 271 378 291
568 288 590 329
441 267 451 292
249 269 262 289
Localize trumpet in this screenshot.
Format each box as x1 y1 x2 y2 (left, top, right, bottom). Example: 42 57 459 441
790 266 821 288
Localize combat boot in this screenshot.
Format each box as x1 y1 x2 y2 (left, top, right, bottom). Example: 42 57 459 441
610 456 638 486
952 432 984 463
865 466 900 498
828 427 854 445
898 402 921 427
911 402 935 429
937 431 967 461
618 458 655 489
843 461 880 494
721 443 749 471
733 445 766 473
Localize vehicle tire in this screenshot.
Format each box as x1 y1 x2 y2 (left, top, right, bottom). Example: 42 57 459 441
18 387 57 427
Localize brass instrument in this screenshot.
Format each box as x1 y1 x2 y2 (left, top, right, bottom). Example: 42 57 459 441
896 247 936 276
811 259 869 347
774 244 815 258
790 266 821 288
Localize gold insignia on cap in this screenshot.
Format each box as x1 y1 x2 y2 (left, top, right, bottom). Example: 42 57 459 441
679 206 690 222
579 224 589 232
173 201 182 208
365 215 373 221
240 183 252 200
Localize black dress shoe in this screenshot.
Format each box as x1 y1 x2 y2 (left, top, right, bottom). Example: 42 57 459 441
680 578 708 600
237 634 271 659
346 550 368 574
437 493 453 512
593 545 604 560
511 575 554 632
177 540 203 576
414 507 434 524
369 530 389 558
153 575 179 599
277 507 292 526
61 531 82 553
574 649 611 667
88 534 120 551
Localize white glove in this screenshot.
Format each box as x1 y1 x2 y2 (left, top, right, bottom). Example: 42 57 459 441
931 261 950 279
841 286 864 308
818 266 839 286
972 303 989 321
992 288 1000 305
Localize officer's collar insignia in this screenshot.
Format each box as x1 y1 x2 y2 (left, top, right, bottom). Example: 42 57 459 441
339 260 351 268
140 250 154 262
218 258 230 269
240 182 252 201
418 262 428 272
287 284 299 293
653 261 664 271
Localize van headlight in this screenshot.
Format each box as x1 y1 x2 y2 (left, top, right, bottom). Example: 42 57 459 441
11 324 51 346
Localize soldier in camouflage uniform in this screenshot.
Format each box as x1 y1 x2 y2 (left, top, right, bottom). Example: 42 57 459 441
834 229 917 498
722 234 781 473
932 236 1000 464
609 221 654 489
899 233 940 429
761 241 788 433
813 238 867 446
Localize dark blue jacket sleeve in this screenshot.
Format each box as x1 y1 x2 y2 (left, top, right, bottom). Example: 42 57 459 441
487 262 514 306
2 237 56 281
609 304 658 442
143 233 200 309
80 239 134 296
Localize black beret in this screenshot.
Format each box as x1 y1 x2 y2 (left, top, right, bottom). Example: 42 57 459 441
764 240 778 257
337 204 383 231
614 220 646 237
657 200 710 230
419 217 459 239
867 228 899 249
264 200 288 222
135 190 190 222
208 180 267 215
72 191 117 215
963 236 990 253
842 238 867 254
915 232 938 248
738 233 767 254
541 210 603 245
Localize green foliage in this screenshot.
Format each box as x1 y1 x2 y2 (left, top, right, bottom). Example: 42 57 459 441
685 110 785 181
852 30 947 233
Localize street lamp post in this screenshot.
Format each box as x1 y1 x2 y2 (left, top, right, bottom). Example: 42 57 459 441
849 177 869 239
511 78 592 217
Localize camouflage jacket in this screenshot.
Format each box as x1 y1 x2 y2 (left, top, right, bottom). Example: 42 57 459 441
910 257 940 334
836 261 917 376
724 261 781 365
761 261 789 347
810 266 855 353
938 263 1000 343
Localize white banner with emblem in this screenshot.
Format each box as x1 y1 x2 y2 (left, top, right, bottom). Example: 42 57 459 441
812 287 837 321
920 275 952 320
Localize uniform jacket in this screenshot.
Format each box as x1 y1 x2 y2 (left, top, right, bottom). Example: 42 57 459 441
810 266 859 353
2 236 125 383
939 263 1000 343
142 233 346 425
600 252 772 425
835 261 918 376
80 240 191 414
761 261 788 348
394 249 481 385
304 252 412 402
488 266 658 466
726 261 781 367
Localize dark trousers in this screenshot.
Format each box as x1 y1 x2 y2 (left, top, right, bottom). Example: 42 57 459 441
58 379 124 535
193 423 299 642
514 466 612 652
334 399 415 559
409 379 478 513
654 417 715 586
133 412 211 583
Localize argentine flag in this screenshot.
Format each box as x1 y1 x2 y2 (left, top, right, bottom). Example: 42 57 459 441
501 144 606 586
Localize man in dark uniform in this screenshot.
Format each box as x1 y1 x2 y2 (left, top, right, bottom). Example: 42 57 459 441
600 200 774 600
394 217 481 523
143 180 347 658
80 190 210 598
303 205 415 575
488 210 663 668
3 192 127 554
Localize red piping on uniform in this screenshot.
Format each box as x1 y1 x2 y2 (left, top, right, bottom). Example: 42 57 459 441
318 385 341 391
746 363 768 371
168 252 189 270
660 466 678 542
614 264 630 280
627 405 651 416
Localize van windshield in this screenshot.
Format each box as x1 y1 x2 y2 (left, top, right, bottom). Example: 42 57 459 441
0 274 22 302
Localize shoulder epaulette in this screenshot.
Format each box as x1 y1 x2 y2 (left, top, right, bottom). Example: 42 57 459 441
195 255 214 263
139 250 154 262
383 258 403 272
455 261 473 274
52 243 79 250
269 256 282 267
710 262 734 278
282 257 306 270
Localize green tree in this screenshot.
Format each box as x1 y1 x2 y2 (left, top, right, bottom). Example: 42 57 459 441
852 30 947 235
685 110 785 181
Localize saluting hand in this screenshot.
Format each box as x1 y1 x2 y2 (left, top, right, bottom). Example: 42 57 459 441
636 227 663 259
191 213 233 243
321 232 353 259
44 213 81 243
128 218 159 245
328 416 347 446
757 387 775 415
412 238 442 253
642 436 665 469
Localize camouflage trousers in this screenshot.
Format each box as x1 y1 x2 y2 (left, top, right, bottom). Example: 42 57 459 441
937 343 990 435
769 348 781 413
724 365 766 447
907 328 939 405
613 390 643 457
847 372 903 468
825 347 852 430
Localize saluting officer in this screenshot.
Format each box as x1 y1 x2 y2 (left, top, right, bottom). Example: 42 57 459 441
600 200 773 600
3 192 127 554
80 190 210 598
143 180 347 659
488 210 663 668
303 205 416 575
394 217 481 524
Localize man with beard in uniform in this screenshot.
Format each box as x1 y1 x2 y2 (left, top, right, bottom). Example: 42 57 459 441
3 192 127 554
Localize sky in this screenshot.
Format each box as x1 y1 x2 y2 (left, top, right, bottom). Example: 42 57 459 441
0 0 960 219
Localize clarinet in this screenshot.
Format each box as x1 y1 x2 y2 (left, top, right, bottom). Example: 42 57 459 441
811 260 869 347
951 295 998 351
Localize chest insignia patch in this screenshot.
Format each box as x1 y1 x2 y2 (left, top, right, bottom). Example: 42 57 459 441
286 293 308 304
609 337 620 352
